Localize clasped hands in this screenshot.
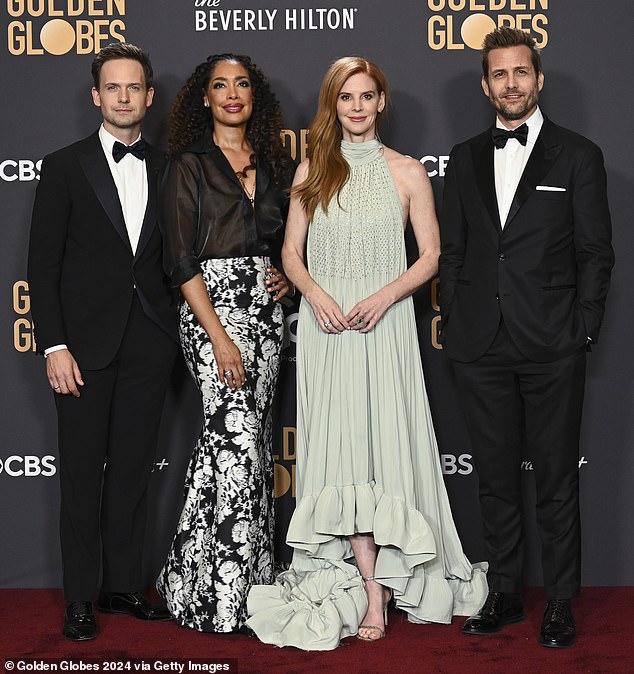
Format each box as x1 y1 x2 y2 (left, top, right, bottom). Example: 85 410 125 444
310 287 392 334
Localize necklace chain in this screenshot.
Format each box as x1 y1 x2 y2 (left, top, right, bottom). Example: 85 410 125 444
237 173 255 204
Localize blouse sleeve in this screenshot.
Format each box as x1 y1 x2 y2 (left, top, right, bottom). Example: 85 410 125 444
159 155 203 288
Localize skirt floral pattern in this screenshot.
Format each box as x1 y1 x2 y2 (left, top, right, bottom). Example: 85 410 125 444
157 256 284 632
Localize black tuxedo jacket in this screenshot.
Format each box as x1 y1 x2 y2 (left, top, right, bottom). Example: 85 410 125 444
28 131 177 370
439 117 614 363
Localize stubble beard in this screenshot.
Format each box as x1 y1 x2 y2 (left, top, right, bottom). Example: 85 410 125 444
494 89 538 123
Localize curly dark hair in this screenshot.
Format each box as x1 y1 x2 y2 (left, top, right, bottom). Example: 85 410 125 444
168 53 291 187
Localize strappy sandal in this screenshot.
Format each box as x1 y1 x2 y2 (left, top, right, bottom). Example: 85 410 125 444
357 576 392 641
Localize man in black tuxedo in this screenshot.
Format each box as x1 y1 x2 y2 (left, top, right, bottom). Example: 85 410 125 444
439 28 613 648
28 43 177 641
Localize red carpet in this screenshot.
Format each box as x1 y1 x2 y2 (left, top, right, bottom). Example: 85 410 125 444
1 588 632 673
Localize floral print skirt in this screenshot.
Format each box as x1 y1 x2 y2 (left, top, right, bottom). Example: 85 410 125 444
157 256 284 632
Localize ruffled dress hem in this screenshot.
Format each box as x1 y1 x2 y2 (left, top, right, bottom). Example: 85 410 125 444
247 480 488 648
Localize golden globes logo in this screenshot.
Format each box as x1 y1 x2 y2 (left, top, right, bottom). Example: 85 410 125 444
13 280 37 352
7 0 126 55
427 0 549 51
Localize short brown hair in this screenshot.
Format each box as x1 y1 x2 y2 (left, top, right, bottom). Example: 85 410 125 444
481 27 541 77
91 42 153 90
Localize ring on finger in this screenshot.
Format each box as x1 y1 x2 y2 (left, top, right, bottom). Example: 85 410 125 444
53 385 61 390
323 321 332 328
223 370 234 378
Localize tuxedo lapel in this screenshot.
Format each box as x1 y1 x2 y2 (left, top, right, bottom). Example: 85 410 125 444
134 144 161 260
504 118 563 229
472 134 502 233
77 133 132 253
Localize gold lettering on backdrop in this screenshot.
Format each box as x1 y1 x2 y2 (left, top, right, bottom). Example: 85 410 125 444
6 0 126 55
531 14 548 45
283 426 296 461
13 281 37 352
281 130 309 163
13 280 30 314
431 315 442 350
427 0 548 50
8 21 44 54
430 278 442 350
428 0 546 9
280 130 296 160
430 278 440 312
74 17 124 53
274 462 292 497
7 0 125 16
299 130 309 162
274 427 296 497
14 318 36 352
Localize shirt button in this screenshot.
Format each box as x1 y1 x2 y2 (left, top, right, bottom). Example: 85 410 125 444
498 253 506 261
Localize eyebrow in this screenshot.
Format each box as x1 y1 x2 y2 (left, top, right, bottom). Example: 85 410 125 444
491 64 531 73
339 89 376 95
212 75 249 82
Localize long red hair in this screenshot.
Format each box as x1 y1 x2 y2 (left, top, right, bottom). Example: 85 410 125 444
294 57 389 222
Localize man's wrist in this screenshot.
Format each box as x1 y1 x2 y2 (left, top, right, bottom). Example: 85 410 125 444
43 344 68 358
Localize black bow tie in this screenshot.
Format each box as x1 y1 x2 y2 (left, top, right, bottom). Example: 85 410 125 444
492 123 528 149
112 138 146 163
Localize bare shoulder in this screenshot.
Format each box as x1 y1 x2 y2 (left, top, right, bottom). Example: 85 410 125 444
382 146 429 189
293 158 310 184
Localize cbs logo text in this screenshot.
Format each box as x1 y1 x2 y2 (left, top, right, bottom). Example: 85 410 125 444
441 453 473 475
0 455 56 477
1 159 41 182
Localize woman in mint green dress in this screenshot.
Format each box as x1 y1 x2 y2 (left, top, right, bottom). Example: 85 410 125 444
247 57 487 650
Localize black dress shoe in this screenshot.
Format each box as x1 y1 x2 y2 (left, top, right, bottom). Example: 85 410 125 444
97 592 172 621
539 599 576 648
462 591 524 635
63 601 97 641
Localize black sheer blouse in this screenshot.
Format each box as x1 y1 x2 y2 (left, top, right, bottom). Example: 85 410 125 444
160 134 290 288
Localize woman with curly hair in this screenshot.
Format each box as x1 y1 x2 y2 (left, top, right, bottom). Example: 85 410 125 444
157 53 293 633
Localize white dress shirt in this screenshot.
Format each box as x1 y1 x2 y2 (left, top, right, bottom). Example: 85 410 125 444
98 124 148 254
494 106 543 228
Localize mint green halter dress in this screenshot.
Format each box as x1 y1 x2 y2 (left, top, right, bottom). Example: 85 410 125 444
247 140 487 650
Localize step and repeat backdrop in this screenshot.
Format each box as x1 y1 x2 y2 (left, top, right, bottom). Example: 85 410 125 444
2 1 632 588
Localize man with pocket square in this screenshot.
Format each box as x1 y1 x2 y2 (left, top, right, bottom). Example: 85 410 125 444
439 27 613 648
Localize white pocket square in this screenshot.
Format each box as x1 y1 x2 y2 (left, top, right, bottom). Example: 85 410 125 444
536 185 566 192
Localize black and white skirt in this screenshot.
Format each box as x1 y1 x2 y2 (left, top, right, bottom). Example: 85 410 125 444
157 256 284 632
